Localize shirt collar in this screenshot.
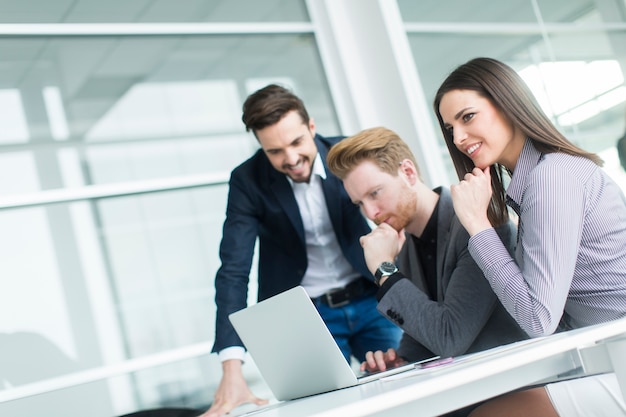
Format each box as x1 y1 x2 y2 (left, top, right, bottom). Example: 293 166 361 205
506 138 543 209
312 153 327 180
286 153 326 186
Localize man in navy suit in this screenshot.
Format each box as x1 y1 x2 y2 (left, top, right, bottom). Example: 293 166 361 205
201 85 401 417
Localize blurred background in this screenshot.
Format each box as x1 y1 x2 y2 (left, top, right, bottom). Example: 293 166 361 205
0 0 625 416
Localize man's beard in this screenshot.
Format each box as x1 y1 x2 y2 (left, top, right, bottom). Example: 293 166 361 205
375 189 416 232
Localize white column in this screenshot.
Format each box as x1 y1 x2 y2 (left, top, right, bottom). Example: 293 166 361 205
307 0 450 186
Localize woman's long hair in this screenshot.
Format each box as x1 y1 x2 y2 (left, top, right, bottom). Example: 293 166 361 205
433 57 601 226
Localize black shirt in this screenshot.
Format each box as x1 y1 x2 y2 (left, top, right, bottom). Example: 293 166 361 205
377 190 441 300
412 199 439 299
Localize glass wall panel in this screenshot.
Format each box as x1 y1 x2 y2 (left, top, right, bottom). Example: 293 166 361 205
398 0 593 23
0 29 335 416
401 0 626 190
0 0 309 23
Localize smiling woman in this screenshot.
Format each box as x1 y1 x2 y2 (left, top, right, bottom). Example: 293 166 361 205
435 57 626 417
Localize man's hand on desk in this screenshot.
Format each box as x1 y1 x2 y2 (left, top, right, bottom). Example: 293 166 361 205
198 359 268 417
360 348 407 373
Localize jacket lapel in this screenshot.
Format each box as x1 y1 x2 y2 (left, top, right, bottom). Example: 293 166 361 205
318 139 343 233
267 135 338 246
397 233 428 292
436 187 454 297
269 166 306 244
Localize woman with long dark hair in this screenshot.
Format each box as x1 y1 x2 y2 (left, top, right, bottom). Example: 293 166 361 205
434 57 626 416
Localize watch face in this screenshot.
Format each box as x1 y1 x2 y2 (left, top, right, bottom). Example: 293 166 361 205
375 262 398 286
379 262 397 274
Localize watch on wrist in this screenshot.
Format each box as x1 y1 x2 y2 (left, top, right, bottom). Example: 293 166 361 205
374 261 398 286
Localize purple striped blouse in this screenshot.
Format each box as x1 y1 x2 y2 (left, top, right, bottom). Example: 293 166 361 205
469 139 626 337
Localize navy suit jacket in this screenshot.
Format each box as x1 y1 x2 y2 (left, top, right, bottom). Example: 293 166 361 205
212 134 373 352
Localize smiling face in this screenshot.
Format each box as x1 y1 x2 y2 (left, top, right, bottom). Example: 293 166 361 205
438 89 525 171
256 110 318 183
343 160 416 231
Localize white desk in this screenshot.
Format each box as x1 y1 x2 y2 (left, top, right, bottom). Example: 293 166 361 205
232 317 626 417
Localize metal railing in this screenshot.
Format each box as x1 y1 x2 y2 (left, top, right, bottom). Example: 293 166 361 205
0 173 230 403
0 341 215 403
0 172 230 210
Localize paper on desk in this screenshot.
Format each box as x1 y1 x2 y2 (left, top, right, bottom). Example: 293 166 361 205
380 366 440 381
380 337 550 382
380 357 460 381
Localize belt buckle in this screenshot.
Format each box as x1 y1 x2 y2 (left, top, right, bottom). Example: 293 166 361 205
325 288 350 308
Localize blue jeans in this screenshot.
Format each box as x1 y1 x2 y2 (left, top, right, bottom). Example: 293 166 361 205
312 293 402 363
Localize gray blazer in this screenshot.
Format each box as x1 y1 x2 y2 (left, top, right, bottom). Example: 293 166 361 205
377 188 527 361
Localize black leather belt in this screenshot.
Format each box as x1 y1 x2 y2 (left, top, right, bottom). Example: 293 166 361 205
315 278 376 308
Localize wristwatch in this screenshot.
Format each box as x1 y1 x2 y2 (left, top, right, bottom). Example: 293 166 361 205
374 261 398 286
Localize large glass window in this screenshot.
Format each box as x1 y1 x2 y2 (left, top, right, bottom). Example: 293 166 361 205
0 2 339 414
399 0 626 191
4 1 626 416
0 0 309 23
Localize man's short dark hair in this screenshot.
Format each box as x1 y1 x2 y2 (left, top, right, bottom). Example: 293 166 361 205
241 84 310 137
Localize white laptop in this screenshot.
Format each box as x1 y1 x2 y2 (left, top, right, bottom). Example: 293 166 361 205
229 285 437 401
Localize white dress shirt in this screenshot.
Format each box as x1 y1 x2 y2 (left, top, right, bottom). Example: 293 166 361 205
289 153 361 298
219 153 362 363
